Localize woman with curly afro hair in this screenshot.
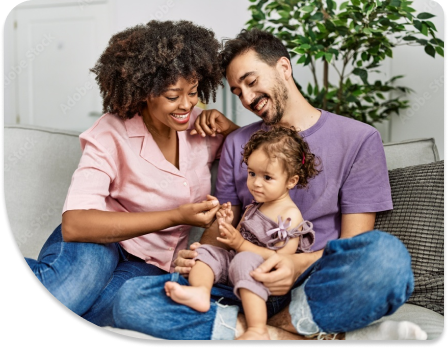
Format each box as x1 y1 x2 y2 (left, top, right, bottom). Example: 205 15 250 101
25 20 239 327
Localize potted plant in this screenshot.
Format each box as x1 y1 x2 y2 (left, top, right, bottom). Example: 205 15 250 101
246 0 444 125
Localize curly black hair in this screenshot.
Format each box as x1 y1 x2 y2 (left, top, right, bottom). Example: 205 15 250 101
242 126 321 189
220 28 292 78
90 20 223 119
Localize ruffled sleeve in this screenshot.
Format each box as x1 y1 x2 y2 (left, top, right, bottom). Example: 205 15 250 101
265 217 315 252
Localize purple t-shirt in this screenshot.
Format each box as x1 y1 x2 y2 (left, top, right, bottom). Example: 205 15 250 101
215 109 393 251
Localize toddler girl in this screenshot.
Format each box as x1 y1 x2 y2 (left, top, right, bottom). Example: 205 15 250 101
165 126 321 340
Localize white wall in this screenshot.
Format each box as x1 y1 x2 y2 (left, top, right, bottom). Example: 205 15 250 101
4 0 444 158
389 0 444 159
4 9 16 125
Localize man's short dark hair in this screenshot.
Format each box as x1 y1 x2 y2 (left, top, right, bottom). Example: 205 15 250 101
220 28 291 78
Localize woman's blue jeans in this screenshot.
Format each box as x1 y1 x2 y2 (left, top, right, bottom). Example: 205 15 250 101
25 224 167 327
112 230 414 340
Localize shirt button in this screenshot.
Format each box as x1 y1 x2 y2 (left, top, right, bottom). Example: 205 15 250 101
183 182 187 186
169 247 173 251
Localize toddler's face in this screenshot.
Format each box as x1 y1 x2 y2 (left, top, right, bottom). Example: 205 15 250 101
246 148 290 203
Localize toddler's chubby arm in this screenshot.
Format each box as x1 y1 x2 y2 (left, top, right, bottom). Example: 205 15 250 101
275 207 303 256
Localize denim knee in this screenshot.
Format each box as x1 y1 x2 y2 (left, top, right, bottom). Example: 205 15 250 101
350 230 414 302
298 230 414 333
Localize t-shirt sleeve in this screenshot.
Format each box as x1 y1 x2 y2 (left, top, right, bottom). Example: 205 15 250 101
62 134 117 214
215 136 242 205
340 131 393 214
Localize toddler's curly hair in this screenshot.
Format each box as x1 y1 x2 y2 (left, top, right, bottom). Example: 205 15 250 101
90 20 223 119
242 126 321 189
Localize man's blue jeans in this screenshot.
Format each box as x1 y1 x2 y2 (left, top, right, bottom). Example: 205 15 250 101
113 230 414 340
25 225 167 326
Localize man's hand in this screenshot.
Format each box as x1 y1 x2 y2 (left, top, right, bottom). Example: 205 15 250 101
216 221 245 251
190 109 239 138
173 242 201 278
250 254 297 296
174 195 220 228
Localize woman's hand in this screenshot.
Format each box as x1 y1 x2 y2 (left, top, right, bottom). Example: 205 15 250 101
173 242 201 278
250 254 298 296
174 195 220 228
190 109 239 138
216 221 245 251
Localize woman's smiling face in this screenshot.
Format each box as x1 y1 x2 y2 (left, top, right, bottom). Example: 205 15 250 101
144 77 199 131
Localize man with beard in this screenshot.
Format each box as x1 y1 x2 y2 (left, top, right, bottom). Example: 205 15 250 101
113 29 425 341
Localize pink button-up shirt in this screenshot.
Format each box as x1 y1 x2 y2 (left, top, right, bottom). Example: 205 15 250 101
63 107 223 272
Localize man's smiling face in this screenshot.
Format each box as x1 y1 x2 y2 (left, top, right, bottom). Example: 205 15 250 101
226 49 289 125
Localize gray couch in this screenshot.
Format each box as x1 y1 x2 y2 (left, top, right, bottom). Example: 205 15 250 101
4 124 444 340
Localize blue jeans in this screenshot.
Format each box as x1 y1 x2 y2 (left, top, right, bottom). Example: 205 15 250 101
113 230 414 340
25 224 167 327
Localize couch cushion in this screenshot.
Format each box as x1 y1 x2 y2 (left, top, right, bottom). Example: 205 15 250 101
4 125 82 259
383 138 439 170
373 303 443 340
374 161 444 315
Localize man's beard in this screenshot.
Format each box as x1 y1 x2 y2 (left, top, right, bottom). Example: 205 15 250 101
259 77 288 125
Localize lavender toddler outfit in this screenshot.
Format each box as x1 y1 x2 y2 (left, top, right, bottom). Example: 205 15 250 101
194 202 315 301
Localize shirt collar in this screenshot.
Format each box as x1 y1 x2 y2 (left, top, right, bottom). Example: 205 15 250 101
124 114 147 137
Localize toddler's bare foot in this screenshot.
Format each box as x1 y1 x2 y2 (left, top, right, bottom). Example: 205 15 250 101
237 327 270 340
164 281 210 312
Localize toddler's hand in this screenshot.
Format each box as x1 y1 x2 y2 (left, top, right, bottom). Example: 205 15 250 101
216 202 233 225
216 221 244 251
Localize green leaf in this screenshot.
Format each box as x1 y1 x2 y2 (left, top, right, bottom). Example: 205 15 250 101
365 3 375 16
413 19 422 31
353 68 369 84
421 23 428 36
315 51 326 59
363 28 372 35
417 12 436 20
340 1 349 10
300 5 315 12
361 52 368 61
300 44 311 50
357 60 363 67
297 55 307 64
316 22 327 33
352 89 363 97
402 35 417 41
390 0 401 7
435 46 444 57
310 12 324 21
292 47 305 55
304 55 312 66
351 0 361 7
325 53 333 63
425 44 436 58
307 83 313 95
278 10 290 19
424 20 437 32
417 39 428 45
